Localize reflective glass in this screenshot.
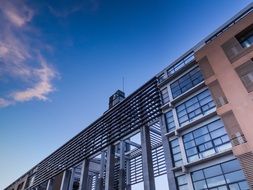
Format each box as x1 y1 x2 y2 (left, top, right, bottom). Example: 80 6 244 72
170 67 204 98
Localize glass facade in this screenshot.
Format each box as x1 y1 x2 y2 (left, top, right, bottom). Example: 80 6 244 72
191 159 249 190
171 67 204 98
176 89 216 126
161 87 170 104
170 138 183 167
167 52 195 77
183 119 231 162
165 110 176 132
176 175 188 190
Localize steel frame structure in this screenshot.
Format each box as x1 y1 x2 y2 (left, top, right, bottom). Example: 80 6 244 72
5 3 253 190
5 77 166 190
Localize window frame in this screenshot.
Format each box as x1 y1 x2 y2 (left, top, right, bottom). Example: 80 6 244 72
183 119 231 163
191 159 249 190
176 89 216 126
170 67 204 99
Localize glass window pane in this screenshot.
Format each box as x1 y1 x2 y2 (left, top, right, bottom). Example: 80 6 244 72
183 133 193 142
210 128 226 139
193 127 208 138
208 120 224 132
195 134 211 145
239 181 249 189
194 180 207 190
192 170 205 181
206 175 226 188
188 155 199 162
221 160 241 173
177 175 187 185
204 165 222 178
225 170 245 183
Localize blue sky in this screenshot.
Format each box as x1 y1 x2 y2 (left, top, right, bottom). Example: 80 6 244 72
0 0 252 189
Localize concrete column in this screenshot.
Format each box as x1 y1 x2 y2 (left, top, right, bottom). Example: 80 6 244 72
186 173 194 190
140 126 156 190
119 141 126 190
171 108 180 130
68 168 75 190
166 83 173 102
105 145 115 190
126 157 131 190
96 152 106 190
160 116 177 190
125 142 131 190
46 179 53 190
21 177 28 190
61 170 72 190
79 159 90 190
178 136 188 165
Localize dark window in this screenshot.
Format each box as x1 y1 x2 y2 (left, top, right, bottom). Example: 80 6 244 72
176 90 216 126
236 24 253 48
165 110 176 132
176 175 188 190
208 80 228 107
191 159 249 190
171 67 204 98
198 56 215 79
161 87 170 104
235 60 253 92
183 119 231 162
158 73 166 83
170 138 183 167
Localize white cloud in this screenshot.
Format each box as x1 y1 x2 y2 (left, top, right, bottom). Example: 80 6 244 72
0 98 12 107
0 0 33 27
0 0 57 108
12 56 56 102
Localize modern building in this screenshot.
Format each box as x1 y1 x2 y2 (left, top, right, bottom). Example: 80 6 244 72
5 3 253 190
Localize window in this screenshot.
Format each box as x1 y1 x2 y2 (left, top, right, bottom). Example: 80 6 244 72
176 90 216 126
161 87 170 104
165 110 176 132
158 73 166 83
170 138 183 167
198 56 215 79
208 80 228 107
176 175 188 190
170 67 204 98
167 52 195 77
191 159 249 190
235 60 253 92
236 24 253 48
183 119 231 162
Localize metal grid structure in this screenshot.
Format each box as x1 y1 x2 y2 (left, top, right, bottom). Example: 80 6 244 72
5 4 253 190
6 77 162 190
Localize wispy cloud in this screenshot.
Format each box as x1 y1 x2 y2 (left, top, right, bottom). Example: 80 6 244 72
48 0 100 18
0 0 57 107
11 54 56 102
1 0 34 27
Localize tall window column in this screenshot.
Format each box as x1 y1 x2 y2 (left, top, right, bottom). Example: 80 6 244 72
141 125 156 190
160 116 177 190
79 159 90 190
105 145 115 190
